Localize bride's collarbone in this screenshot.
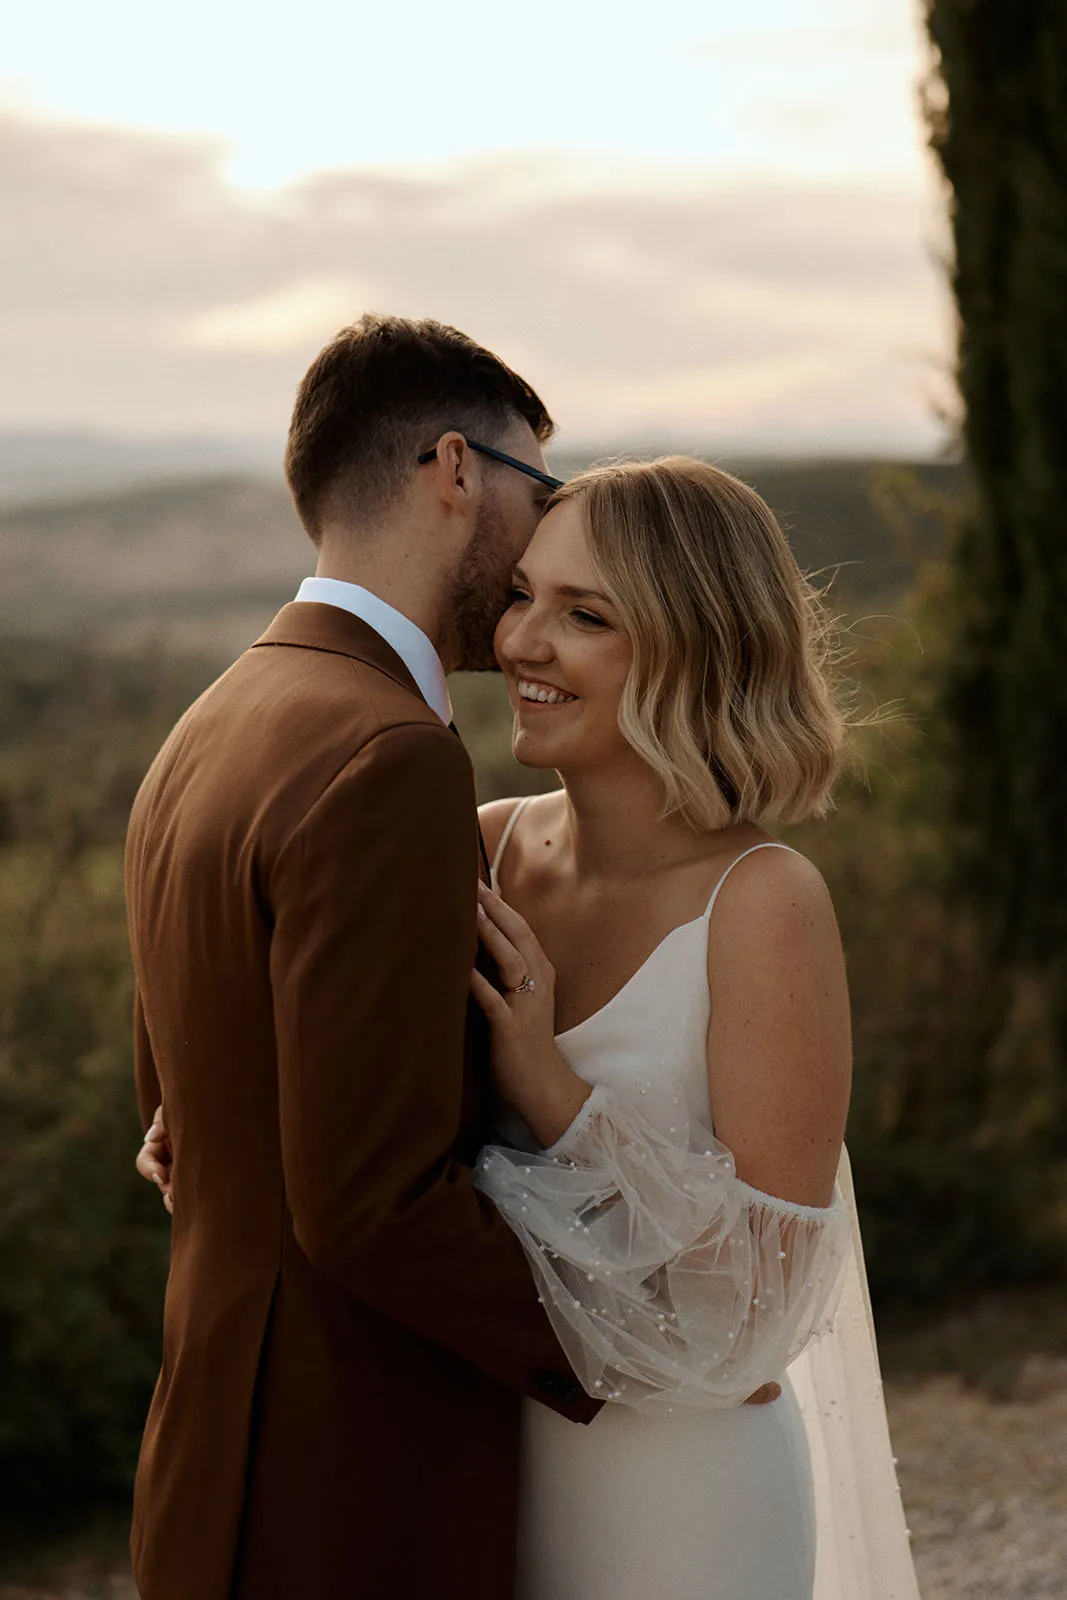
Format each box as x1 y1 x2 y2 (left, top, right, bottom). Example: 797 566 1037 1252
517 883 706 1035
502 815 771 1024
512 841 756 961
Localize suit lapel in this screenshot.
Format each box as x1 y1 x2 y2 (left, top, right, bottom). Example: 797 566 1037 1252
255 604 492 880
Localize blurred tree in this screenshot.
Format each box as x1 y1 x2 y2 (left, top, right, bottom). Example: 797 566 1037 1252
924 5 1067 1144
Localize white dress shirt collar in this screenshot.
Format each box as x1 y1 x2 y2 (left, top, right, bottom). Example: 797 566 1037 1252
293 576 452 725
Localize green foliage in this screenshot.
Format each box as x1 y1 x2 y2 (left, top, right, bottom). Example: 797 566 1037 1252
3 572 1065 1521
924 4 1067 974
0 643 214 1512
916 3 1067 1291
787 563 1067 1301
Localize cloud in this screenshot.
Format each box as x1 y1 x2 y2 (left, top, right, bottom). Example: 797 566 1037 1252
0 110 952 452
691 16 919 65
186 278 373 353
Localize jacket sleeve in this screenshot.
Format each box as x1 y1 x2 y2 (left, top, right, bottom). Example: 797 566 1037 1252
268 719 598 1422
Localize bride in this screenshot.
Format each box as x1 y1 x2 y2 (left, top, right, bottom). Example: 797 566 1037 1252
470 457 918 1600
139 456 920 1600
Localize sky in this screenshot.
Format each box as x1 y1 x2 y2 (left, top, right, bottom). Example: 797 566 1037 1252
1 0 952 454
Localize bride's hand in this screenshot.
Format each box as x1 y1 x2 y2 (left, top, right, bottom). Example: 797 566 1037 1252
136 1104 173 1214
472 885 780 1410
470 882 591 1147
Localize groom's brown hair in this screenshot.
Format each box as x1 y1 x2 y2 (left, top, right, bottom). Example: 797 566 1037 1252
286 313 554 540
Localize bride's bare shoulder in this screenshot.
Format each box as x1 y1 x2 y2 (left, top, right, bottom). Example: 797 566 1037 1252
478 792 559 865
477 797 525 864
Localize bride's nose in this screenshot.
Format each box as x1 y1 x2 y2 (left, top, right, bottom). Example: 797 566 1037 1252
500 608 555 666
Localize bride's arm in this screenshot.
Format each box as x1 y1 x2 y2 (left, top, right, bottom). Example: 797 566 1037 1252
471 865 854 1411
703 846 851 1209
473 850 852 1190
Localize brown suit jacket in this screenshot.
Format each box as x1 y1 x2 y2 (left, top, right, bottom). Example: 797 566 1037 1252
125 601 599 1600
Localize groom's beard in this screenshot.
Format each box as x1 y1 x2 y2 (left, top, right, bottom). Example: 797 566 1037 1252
444 497 514 673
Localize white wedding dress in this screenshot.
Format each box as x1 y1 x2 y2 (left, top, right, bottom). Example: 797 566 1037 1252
476 801 921 1600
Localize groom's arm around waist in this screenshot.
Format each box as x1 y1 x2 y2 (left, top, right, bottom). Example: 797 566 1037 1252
269 717 598 1423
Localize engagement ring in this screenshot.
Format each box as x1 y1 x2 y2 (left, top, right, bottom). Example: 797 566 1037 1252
513 975 536 995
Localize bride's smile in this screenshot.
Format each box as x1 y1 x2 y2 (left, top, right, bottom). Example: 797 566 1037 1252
496 497 634 772
515 678 578 706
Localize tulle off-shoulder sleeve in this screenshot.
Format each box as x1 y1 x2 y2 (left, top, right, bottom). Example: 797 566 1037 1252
474 1082 851 1412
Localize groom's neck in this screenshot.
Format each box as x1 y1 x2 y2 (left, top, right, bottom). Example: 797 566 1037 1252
313 519 451 659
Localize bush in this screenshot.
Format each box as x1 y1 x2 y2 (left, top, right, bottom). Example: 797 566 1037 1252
0 846 169 1505
2 607 1064 1519
784 574 1066 1302
0 641 213 1511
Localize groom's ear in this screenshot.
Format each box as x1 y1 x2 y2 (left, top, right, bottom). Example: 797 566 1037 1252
426 432 478 507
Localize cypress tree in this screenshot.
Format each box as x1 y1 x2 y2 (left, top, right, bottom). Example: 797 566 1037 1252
924 4 1067 1116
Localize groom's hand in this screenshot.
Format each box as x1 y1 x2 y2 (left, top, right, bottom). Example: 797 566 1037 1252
744 1382 781 1405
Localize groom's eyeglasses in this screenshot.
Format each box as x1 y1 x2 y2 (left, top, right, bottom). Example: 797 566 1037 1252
417 438 565 492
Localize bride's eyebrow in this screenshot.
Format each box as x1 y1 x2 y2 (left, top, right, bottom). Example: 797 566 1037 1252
512 565 613 605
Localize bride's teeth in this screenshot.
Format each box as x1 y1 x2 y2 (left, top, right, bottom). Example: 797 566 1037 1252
518 679 573 704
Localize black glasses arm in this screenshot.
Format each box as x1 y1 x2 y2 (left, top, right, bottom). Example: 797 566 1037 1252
417 438 563 492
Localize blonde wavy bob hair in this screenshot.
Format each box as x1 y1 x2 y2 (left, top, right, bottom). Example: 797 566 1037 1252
547 457 845 830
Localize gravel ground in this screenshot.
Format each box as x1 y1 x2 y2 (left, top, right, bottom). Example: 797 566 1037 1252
3 1364 1064 1600
886 1357 1067 1600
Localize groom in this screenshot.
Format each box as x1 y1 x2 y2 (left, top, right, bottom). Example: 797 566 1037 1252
125 315 602 1600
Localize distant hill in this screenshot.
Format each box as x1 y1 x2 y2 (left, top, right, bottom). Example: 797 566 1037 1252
1 474 302 656
0 432 280 508
2 456 965 659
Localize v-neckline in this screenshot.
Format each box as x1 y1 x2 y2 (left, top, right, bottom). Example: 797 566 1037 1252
554 912 707 1041
491 799 796 1045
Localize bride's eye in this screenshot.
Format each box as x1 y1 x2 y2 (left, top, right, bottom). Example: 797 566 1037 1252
572 609 607 628
507 587 532 604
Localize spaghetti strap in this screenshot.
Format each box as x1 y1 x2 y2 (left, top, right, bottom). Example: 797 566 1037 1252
703 841 801 918
489 795 534 887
